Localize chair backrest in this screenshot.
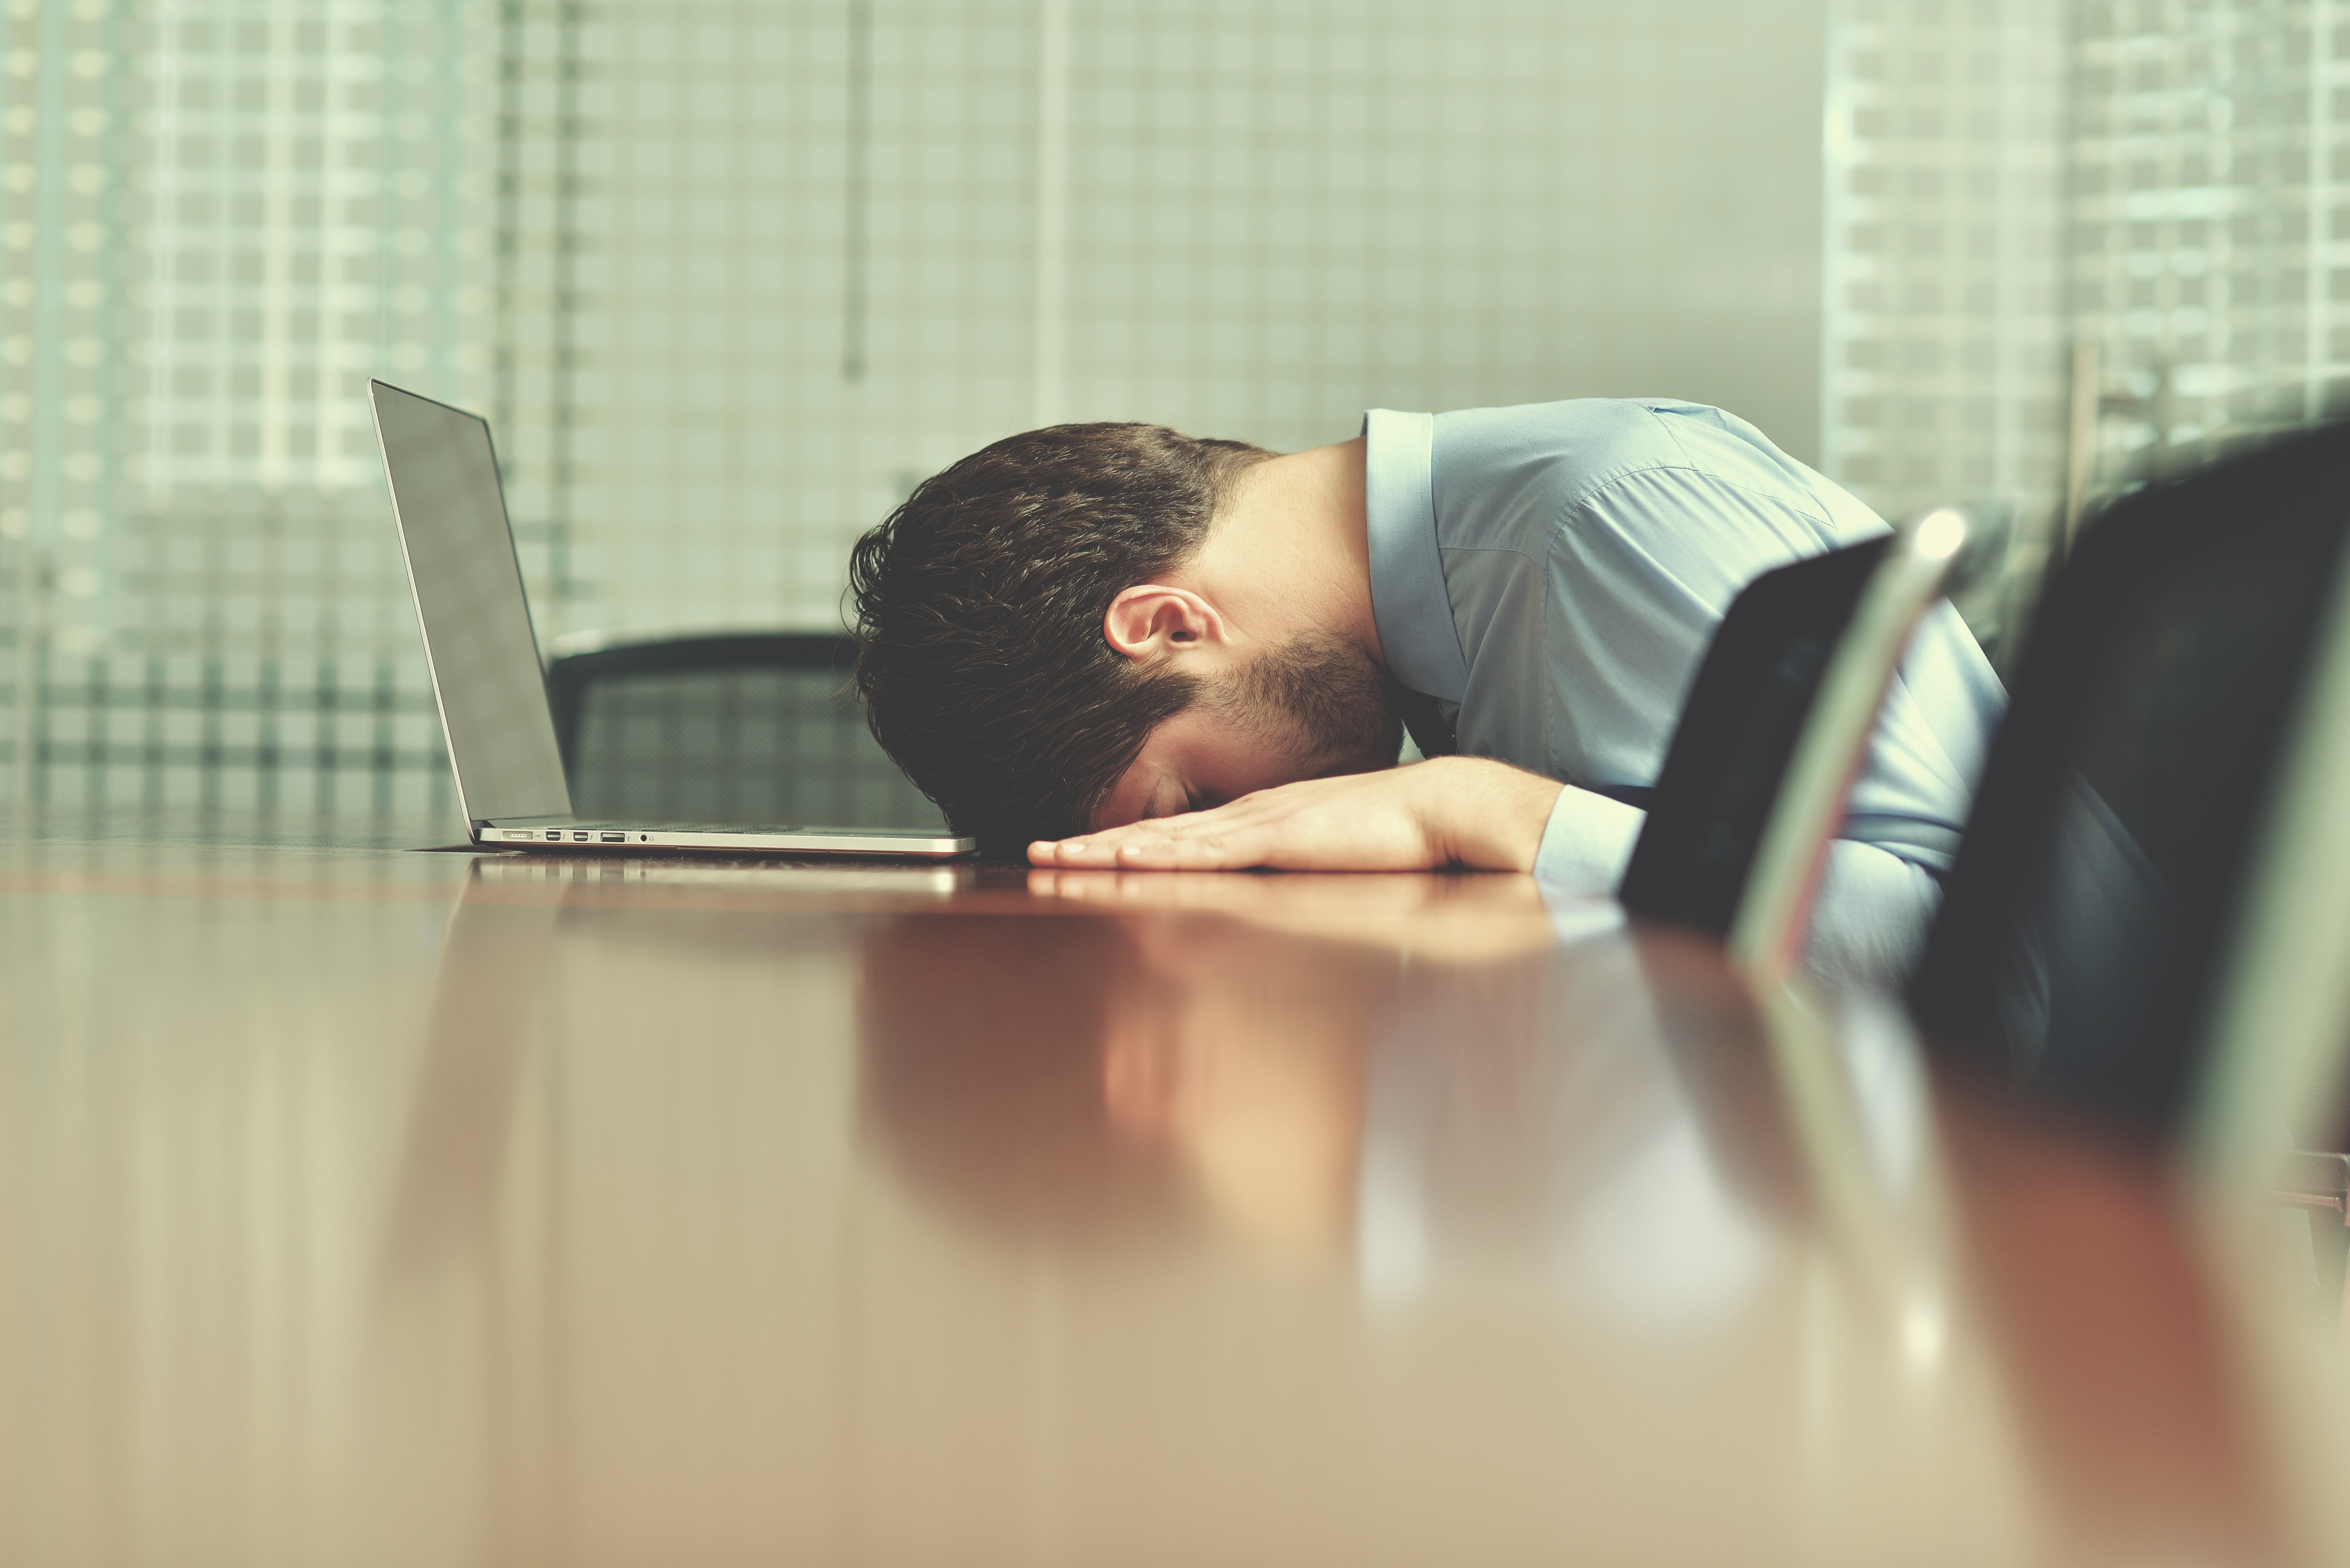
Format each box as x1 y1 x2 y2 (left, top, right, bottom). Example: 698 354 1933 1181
1619 512 1969 979
542 632 948 831
1906 421 2350 1146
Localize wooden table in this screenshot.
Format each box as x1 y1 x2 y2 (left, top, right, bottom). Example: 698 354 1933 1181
3 813 2347 1566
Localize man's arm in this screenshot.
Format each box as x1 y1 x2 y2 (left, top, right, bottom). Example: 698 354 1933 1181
1027 756 1565 872
1798 840 1943 991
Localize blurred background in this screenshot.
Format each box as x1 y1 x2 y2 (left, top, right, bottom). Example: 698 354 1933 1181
0 0 2340 823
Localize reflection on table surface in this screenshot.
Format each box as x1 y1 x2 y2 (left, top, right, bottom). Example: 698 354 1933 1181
3 814 2348 1566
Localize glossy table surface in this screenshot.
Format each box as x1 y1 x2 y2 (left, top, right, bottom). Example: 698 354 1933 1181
4 810 2348 1567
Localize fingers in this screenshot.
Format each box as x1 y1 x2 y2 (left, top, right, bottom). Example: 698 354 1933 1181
1024 768 1458 873
1030 803 1267 869
1029 825 1254 870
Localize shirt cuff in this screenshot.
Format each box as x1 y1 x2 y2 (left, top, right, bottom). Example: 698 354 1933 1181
1530 784 1646 897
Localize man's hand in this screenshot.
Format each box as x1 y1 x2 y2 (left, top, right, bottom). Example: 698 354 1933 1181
1025 866 1561 958
1027 756 1565 872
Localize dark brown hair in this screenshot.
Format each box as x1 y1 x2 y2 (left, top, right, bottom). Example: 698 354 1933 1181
848 423 1271 855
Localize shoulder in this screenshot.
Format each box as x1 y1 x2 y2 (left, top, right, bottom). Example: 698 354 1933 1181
1429 398 1679 510
1429 397 1878 549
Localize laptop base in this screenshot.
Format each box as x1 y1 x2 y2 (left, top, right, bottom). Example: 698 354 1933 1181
481 817 971 858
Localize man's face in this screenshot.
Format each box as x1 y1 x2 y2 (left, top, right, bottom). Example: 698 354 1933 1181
1095 634 1402 829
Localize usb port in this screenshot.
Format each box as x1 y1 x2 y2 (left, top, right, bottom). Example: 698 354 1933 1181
600 832 625 843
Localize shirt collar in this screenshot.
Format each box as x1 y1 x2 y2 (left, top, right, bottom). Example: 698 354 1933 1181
1362 408 1471 702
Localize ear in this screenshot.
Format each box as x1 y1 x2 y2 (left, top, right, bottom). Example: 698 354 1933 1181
1103 585 1223 665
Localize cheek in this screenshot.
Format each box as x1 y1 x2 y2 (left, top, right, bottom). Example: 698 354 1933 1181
1207 732 1320 800
1090 755 1161 830
1095 783 1151 830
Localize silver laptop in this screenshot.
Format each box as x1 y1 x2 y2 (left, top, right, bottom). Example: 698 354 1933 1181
370 379 974 858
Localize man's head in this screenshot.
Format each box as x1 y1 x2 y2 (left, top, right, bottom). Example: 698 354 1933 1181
849 422 1397 855
1088 627 1401 829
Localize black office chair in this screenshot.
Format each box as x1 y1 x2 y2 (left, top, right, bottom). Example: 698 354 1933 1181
1902 421 2350 1310
542 632 948 831
1619 510 1975 981
1906 420 2350 1146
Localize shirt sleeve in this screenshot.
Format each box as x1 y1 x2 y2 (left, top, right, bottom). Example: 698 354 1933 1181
1534 469 1998 879
1533 786 1944 988
1798 840 1943 993
1530 783 1646 894
1425 398 2003 894
1535 464 1861 794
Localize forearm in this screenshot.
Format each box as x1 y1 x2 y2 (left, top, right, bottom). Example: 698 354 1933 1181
1797 839 1943 994
1411 755 1565 871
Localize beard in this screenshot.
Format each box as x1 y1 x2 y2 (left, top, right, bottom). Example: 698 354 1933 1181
1214 632 1403 779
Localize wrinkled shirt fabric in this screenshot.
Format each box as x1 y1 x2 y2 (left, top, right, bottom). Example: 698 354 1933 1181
1362 397 2007 932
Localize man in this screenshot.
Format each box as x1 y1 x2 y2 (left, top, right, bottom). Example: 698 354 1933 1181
848 397 2004 913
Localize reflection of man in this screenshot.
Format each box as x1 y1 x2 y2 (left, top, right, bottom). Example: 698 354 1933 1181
850 399 2004 914
857 912 1393 1247
854 898 1783 1313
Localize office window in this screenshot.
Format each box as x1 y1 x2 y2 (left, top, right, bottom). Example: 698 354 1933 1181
5 0 1832 820
1820 0 2069 653
2069 0 2346 486
22 2 2346 814
3 0 484 814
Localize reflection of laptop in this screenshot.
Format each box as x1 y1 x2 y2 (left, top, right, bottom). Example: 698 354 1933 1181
370 379 974 857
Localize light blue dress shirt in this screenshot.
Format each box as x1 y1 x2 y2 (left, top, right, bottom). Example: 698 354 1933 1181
1363 397 2007 950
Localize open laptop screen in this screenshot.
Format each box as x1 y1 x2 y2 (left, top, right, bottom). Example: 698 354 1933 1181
372 380 572 825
